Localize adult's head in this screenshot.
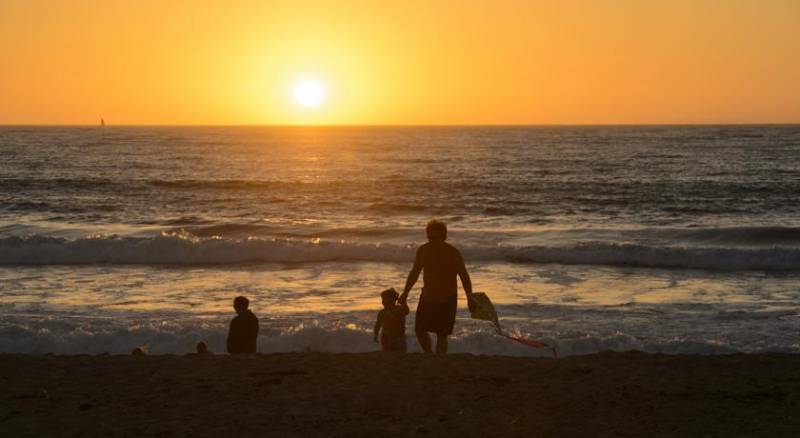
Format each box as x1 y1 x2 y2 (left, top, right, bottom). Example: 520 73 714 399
233 296 249 315
426 219 447 243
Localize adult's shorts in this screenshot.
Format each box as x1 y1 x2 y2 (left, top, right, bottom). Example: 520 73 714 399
415 295 457 336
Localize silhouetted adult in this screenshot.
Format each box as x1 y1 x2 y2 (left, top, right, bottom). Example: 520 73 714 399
400 220 474 354
226 296 259 354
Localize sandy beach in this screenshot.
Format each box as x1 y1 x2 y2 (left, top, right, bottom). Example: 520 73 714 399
1 352 798 437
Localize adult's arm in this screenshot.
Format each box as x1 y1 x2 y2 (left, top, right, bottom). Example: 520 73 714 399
457 251 475 312
400 247 423 304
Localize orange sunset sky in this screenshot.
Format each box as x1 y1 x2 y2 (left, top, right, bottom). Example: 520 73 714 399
1 0 798 125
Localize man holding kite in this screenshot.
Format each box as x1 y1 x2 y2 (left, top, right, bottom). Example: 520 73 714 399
400 220 475 354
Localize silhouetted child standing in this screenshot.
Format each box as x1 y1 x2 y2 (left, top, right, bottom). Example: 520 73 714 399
374 288 409 352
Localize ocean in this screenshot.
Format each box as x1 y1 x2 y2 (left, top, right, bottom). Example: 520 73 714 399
1 125 799 355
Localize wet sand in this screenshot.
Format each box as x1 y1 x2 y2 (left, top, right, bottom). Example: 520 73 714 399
1 352 798 437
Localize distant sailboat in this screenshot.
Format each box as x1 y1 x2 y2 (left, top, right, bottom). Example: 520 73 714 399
100 117 105 127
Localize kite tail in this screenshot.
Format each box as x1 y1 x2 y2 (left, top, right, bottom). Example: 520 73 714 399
497 329 559 359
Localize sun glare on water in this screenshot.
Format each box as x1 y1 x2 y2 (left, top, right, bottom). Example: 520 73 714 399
293 79 325 108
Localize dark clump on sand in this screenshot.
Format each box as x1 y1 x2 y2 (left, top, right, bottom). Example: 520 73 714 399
1 352 798 437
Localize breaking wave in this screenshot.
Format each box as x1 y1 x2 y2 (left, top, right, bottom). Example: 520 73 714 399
3 315 791 356
3 232 800 271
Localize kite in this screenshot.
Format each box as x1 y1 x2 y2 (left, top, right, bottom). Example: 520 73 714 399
469 292 558 358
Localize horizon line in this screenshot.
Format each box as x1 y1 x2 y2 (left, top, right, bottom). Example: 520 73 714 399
1 122 799 128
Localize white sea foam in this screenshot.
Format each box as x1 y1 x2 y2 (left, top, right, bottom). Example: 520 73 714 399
0 322 781 356
1 309 796 356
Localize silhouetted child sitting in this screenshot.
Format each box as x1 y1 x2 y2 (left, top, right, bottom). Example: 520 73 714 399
195 341 213 355
374 288 409 352
226 296 259 354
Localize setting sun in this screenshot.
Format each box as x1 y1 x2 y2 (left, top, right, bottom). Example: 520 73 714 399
293 79 325 108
